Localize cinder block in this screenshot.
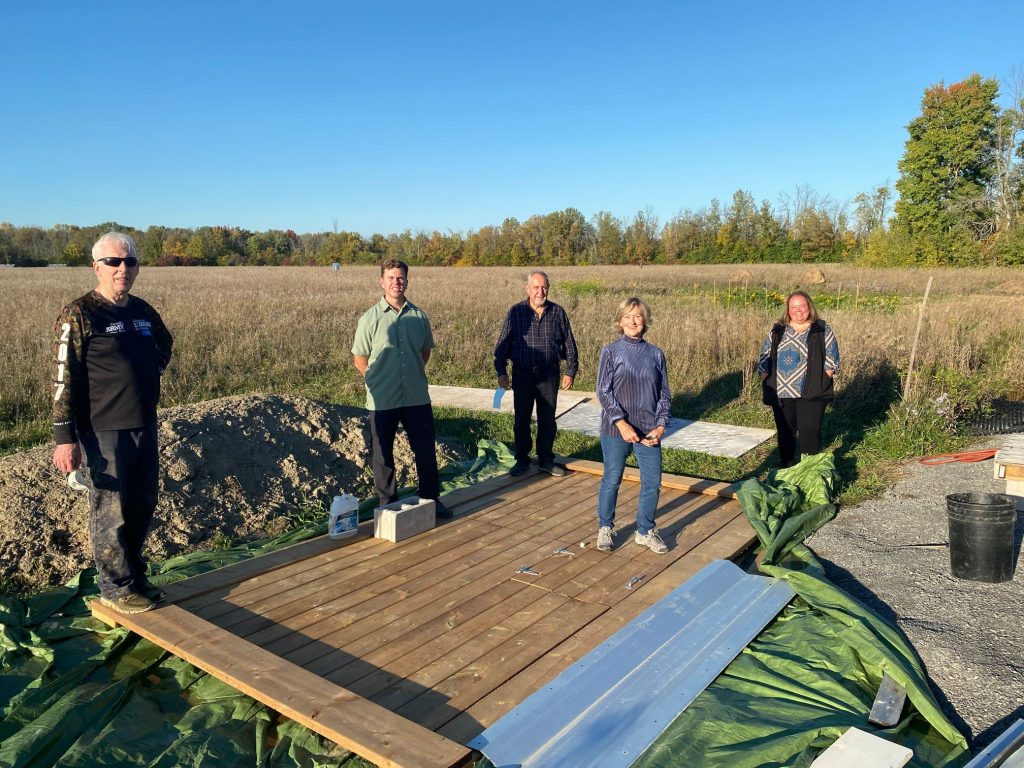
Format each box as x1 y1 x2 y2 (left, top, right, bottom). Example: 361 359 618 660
810 726 912 767
374 497 437 543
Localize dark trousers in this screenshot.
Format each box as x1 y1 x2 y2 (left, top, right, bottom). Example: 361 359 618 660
369 403 440 505
80 426 160 599
512 368 559 465
771 398 826 467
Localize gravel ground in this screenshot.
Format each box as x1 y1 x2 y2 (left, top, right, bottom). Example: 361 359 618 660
808 437 1024 755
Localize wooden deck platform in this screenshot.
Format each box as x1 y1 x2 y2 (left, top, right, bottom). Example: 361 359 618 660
92 459 756 768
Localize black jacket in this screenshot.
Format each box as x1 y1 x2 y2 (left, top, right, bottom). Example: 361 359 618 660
761 319 834 406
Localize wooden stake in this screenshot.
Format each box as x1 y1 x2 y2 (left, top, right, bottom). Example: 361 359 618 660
903 276 933 401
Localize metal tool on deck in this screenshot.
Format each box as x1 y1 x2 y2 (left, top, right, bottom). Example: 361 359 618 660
517 566 540 576
553 547 576 558
625 576 643 590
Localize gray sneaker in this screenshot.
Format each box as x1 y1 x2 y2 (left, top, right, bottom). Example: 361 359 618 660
634 529 668 554
597 525 615 552
100 592 156 614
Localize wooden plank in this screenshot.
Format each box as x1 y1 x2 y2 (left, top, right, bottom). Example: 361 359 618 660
166 468 524 605
255 485 604 655
199 516 502 624
289 503 609 673
234 523 515 647
316 579 539 684
395 596 607 732
164 527 377 604
572 498 742 606
438 518 757 742
561 458 740 498
89 602 470 768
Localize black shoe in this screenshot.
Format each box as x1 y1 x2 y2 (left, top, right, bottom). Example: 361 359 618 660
434 501 454 519
538 462 566 477
509 460 531 477
137 580 168 603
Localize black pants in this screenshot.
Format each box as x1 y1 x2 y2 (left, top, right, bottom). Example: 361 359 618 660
80 426 160 599
369 403 440 505
770 398 826 467
512 367 559 465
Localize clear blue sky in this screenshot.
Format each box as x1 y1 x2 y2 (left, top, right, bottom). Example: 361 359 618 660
2 1 1022 236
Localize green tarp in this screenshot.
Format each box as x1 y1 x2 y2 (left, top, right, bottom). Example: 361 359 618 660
2 445 972 767
632 452 970 768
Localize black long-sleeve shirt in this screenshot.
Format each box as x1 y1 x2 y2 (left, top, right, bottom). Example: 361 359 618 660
52 291 173 444
493 299 578 379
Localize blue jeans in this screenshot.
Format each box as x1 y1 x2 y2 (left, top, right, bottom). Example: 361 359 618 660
598 435 662 534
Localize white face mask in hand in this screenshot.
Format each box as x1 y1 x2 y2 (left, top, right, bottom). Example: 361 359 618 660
67 469 88 492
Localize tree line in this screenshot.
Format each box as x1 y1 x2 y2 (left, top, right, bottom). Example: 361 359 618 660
3 74 1021 269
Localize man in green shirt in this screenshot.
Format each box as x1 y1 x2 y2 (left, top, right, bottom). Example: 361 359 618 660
352 259 452 518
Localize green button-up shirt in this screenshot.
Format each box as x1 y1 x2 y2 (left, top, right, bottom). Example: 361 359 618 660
352 297 435 411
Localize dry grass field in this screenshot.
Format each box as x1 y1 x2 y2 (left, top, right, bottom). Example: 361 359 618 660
4 263 1024 499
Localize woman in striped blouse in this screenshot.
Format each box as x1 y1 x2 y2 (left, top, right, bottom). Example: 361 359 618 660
758 290 840 468
595 297 671 554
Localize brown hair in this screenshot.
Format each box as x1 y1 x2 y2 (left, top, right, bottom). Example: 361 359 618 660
777 290 819 325
380 258 409 277
614 297 653 336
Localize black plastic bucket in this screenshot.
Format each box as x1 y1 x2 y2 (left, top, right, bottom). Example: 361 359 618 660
946 493 1018 583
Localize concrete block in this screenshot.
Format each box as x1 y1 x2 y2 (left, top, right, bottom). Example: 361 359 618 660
810 727 912 768
374 497 436 543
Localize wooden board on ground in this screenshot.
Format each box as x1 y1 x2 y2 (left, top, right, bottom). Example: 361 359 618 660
92 464 756 768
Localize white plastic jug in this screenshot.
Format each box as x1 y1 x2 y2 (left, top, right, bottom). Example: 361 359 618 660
328 493 359 539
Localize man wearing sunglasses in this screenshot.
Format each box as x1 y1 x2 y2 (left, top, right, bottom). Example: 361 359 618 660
51 232 173 614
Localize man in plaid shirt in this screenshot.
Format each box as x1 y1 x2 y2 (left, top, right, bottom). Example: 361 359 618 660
494 271 578 477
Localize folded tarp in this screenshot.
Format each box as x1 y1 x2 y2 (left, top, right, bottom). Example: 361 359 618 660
628 452 970 768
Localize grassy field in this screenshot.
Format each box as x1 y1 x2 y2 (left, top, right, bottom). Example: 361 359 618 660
4 263 1024 503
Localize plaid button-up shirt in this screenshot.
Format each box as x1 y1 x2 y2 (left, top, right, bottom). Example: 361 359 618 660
494 299 579 379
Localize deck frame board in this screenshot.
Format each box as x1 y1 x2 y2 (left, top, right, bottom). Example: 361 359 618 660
91 464 754 767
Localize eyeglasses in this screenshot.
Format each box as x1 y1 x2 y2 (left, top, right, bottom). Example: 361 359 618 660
96 256 139 268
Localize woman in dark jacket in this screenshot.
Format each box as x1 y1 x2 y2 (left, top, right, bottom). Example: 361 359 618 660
758 290 840 467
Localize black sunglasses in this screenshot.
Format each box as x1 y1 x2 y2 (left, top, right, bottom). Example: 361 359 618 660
96 256 139 268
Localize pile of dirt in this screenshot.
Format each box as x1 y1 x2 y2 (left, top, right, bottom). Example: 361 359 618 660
0 394 468 591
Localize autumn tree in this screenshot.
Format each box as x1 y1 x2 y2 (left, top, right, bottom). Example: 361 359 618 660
895 74 999 262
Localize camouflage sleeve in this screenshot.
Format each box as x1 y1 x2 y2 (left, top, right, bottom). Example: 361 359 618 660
143 302 174 372
52 303 85 445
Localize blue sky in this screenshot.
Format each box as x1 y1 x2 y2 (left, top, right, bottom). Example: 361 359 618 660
2 1 1022 236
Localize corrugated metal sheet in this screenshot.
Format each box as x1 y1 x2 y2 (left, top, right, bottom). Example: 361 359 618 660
469 559 795 768
963 719 1024 768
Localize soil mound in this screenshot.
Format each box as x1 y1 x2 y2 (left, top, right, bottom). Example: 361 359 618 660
0 394 467 591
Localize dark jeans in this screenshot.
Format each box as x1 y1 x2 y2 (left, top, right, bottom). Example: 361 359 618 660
369 403 440 505
511 367 559 465
771 398 827 467
80 426 160 599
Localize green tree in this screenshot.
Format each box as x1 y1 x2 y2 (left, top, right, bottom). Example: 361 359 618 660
895 74 1000 262
624 208 659 267
590 211 624 264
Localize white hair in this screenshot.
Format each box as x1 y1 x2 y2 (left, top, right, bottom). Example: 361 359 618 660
92 232 137 261
526 269 549 285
